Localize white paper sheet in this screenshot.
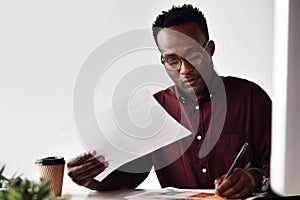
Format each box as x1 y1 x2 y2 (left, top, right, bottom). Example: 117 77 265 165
124 187 266 200
124 187 221 199
75 89 191 182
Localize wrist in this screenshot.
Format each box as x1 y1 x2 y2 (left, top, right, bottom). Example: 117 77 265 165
247 168 269 192
87 176 113 191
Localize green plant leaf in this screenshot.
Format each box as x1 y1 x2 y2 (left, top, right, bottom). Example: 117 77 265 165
0 166 68 200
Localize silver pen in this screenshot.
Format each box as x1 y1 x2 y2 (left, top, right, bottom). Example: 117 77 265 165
223 142 249 180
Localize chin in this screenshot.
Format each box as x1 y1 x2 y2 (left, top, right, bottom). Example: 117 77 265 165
181 87 199 100
178 83 204 98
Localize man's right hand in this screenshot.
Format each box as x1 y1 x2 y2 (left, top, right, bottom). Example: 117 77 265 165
67 150 109 187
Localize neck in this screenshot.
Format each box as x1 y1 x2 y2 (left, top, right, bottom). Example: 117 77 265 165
178 87 209 104
196 89 210 101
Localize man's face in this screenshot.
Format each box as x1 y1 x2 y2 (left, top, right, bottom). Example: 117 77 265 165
157 22 214 101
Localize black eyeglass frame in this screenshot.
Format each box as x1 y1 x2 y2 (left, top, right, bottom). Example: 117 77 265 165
161 40 210 71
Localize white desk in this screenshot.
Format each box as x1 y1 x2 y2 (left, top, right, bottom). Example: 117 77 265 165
69 189 145 200
67 189 272 200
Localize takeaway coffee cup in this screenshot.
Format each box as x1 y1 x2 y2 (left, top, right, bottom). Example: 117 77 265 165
35 156 65 196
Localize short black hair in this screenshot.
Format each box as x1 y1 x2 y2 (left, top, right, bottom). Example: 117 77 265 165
152 4 209 45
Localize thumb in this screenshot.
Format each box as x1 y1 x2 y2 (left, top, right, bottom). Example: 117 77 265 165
214 176 223 188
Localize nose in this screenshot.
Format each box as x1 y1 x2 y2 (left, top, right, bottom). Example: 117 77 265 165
180 59 195 75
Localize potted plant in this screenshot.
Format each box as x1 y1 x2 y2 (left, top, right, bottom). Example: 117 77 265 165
0 166 69 200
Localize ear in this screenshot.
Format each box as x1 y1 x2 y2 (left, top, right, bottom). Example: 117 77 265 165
206 40 215 56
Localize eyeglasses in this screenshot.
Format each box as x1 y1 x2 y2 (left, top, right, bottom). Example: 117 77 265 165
161 41 209 71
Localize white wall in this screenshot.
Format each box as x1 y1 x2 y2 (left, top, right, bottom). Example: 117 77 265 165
0 0 273 192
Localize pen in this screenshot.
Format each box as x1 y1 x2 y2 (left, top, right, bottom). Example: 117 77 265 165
223 142 249 180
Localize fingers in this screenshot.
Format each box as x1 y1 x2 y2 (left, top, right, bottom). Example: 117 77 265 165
215 168 255 199
67 150 96 168
67 151 109 187
214 174 225 188
229 186 252 199
68 155 107 176
215 169 239 196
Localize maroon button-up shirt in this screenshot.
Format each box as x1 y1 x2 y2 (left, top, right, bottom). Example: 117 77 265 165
108 74 271 190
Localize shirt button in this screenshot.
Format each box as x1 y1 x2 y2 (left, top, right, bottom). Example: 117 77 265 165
195 105 200 110
202 168 207 173
196 135 202 140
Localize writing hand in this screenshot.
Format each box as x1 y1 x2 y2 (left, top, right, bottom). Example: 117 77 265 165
214 168 255 199
67 150 109 187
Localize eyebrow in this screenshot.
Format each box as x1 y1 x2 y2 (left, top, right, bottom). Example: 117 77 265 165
162 46 200 57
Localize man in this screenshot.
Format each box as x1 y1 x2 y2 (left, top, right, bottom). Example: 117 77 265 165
67 4 271 199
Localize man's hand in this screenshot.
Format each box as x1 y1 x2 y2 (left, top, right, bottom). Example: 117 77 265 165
67 150 109 187
214 168 256 199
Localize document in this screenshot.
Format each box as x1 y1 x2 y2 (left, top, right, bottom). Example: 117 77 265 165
74 89 192 182
124 187 267 200
124 187 224 199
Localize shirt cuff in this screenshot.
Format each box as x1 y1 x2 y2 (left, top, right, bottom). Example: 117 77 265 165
247 167 270 192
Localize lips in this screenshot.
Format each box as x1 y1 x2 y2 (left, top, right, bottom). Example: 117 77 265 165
182 76 200 85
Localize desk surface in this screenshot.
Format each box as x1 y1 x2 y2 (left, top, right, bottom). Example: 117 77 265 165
69 189 144 200
67 189 277 200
